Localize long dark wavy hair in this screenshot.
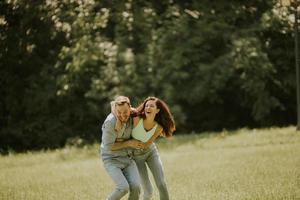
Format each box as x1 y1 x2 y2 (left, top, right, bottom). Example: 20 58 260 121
136 97 176 137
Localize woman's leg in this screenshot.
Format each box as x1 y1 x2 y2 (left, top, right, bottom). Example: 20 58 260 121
146 148 169 200
135 156 153 200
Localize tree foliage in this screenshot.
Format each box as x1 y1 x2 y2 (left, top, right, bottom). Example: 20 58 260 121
0 0 296 152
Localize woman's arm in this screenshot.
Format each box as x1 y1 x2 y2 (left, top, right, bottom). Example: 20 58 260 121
133 116 140 128
102 117 143 151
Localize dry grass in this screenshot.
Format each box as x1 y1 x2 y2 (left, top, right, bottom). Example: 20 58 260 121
0 126 299 200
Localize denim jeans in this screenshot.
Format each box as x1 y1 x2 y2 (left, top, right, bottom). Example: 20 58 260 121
133 144 169 200
103 158 141 200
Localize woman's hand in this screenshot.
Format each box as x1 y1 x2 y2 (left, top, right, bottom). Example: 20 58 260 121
110 101 117 116
130 107 138 115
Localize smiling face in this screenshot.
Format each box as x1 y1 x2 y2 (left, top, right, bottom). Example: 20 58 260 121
115 103 131 123
144 100 160 118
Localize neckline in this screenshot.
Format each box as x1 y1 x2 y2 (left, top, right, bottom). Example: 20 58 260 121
140 119 157 133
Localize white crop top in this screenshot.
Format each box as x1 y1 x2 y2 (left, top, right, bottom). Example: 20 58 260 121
132 118 158 142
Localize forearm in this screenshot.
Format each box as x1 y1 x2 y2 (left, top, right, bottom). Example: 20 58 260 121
110 140 132 151
142 141 153 149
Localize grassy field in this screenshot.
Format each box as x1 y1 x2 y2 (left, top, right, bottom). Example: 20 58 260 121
0 126 300 200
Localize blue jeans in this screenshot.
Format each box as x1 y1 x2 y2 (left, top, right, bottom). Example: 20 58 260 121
103 158 141 200
133 144 169 200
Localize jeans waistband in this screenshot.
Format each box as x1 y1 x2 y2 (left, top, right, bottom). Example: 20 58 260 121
133 143 156 156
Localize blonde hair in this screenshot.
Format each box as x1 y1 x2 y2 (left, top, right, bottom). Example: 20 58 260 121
114 96 131 106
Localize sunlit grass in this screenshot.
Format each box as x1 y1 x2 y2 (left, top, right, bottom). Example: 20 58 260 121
0 126 299 200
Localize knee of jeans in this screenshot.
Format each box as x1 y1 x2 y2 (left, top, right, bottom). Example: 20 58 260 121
130 183 141 193
144 186 153 198
143 191 153 200
156 181 167 190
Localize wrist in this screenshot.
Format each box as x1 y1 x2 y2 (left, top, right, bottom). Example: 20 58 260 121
125 140 132 147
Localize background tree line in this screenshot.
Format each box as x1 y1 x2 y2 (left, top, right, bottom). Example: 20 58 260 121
0 0 296 152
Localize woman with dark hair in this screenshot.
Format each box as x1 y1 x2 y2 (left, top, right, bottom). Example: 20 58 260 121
115 96 175 200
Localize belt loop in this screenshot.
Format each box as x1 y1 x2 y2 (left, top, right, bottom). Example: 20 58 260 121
128 149 133 158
